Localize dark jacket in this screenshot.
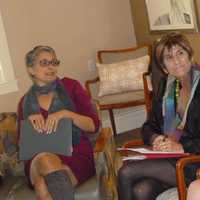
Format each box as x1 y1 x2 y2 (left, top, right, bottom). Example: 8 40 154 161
141 75 200 184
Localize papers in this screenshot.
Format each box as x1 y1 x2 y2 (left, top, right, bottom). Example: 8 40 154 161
122 155 147 161
117 147 184 154
117 147 190 161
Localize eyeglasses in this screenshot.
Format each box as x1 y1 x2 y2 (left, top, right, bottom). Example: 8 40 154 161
39 59 60 67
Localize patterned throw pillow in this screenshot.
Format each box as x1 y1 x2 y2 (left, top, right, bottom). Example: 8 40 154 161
0 113 17 154
0 113 24 177
97 55 150 97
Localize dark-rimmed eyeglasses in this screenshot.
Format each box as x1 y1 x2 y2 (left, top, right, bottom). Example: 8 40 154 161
39 59 60 67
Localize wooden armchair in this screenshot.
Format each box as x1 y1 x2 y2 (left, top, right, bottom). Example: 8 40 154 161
156 156 200 200
176 155 200 200
85 45 151 136
120 71 153 147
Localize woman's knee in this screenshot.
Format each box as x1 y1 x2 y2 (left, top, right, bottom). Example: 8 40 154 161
31 152 62 175
118 163 135 181
132 178 164 200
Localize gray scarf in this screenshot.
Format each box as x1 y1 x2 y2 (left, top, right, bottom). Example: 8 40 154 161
22 79 81 145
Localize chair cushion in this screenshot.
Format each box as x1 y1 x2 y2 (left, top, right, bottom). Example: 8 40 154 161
96 90 144 106
156 187 178 200
4 176 99 200
97 55 150 97
75 176 100 200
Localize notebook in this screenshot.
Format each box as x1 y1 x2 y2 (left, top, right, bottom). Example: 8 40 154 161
19 118 72 160
117 147 190 161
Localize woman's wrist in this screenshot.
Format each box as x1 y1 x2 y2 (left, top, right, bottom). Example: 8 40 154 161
63 109 74 121
150 134 160 145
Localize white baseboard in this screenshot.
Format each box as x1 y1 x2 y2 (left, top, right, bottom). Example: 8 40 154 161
101 106 147 134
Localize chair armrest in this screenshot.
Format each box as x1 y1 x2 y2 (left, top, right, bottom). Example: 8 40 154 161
176 155 200 200
93 127 120 200
123 139 144 148
94 127 112 153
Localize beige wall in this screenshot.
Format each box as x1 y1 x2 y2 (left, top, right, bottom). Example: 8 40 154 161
0 0 136 112
130 0 200 61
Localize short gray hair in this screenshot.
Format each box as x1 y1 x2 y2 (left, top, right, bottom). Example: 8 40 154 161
25 45 56 67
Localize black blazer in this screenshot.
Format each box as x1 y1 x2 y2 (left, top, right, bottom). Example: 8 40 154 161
141 76 200 184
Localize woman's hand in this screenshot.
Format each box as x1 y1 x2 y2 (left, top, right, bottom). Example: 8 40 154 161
163 138 184 152
152 135 184 152
152 135 165 151
28 114 45 133
44 110 67 134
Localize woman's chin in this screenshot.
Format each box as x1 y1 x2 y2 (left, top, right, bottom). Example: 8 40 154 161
45 76 57 82
174 71 188 79
35 77 57 86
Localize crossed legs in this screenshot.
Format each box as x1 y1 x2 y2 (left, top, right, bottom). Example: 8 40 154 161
30 152 78 200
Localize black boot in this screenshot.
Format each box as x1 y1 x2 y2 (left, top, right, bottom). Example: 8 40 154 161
44 170 74 200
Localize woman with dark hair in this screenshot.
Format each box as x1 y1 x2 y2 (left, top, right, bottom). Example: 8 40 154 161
118 32 200 200
18 45 100 200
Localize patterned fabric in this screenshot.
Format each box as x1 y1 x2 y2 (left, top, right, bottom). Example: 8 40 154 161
163 69 200 140
97 55 150 96
0 113 24 177
23 78 81 145
163 78 182 140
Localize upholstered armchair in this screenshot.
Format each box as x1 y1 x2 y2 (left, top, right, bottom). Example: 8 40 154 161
85 45 151 136
0 110 119 200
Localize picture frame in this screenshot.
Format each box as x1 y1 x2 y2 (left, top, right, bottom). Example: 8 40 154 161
145 0 198 32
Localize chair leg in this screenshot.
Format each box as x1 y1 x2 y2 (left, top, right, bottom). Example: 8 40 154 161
108 109 117 136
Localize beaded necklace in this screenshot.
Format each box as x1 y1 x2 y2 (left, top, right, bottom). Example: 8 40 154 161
175 71 192 107
175 79 180 101
174 79 180 111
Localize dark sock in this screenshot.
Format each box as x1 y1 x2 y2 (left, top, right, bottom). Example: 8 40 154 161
44 170 74 200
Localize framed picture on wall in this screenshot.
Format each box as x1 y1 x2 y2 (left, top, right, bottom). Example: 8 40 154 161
145 0 198 31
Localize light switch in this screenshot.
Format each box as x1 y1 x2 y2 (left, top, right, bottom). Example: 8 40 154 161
87 59 96 71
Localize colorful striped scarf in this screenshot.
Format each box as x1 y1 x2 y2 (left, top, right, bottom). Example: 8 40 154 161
163 67 200 141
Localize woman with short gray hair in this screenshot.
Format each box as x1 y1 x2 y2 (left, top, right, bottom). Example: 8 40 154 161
18 45 100 200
